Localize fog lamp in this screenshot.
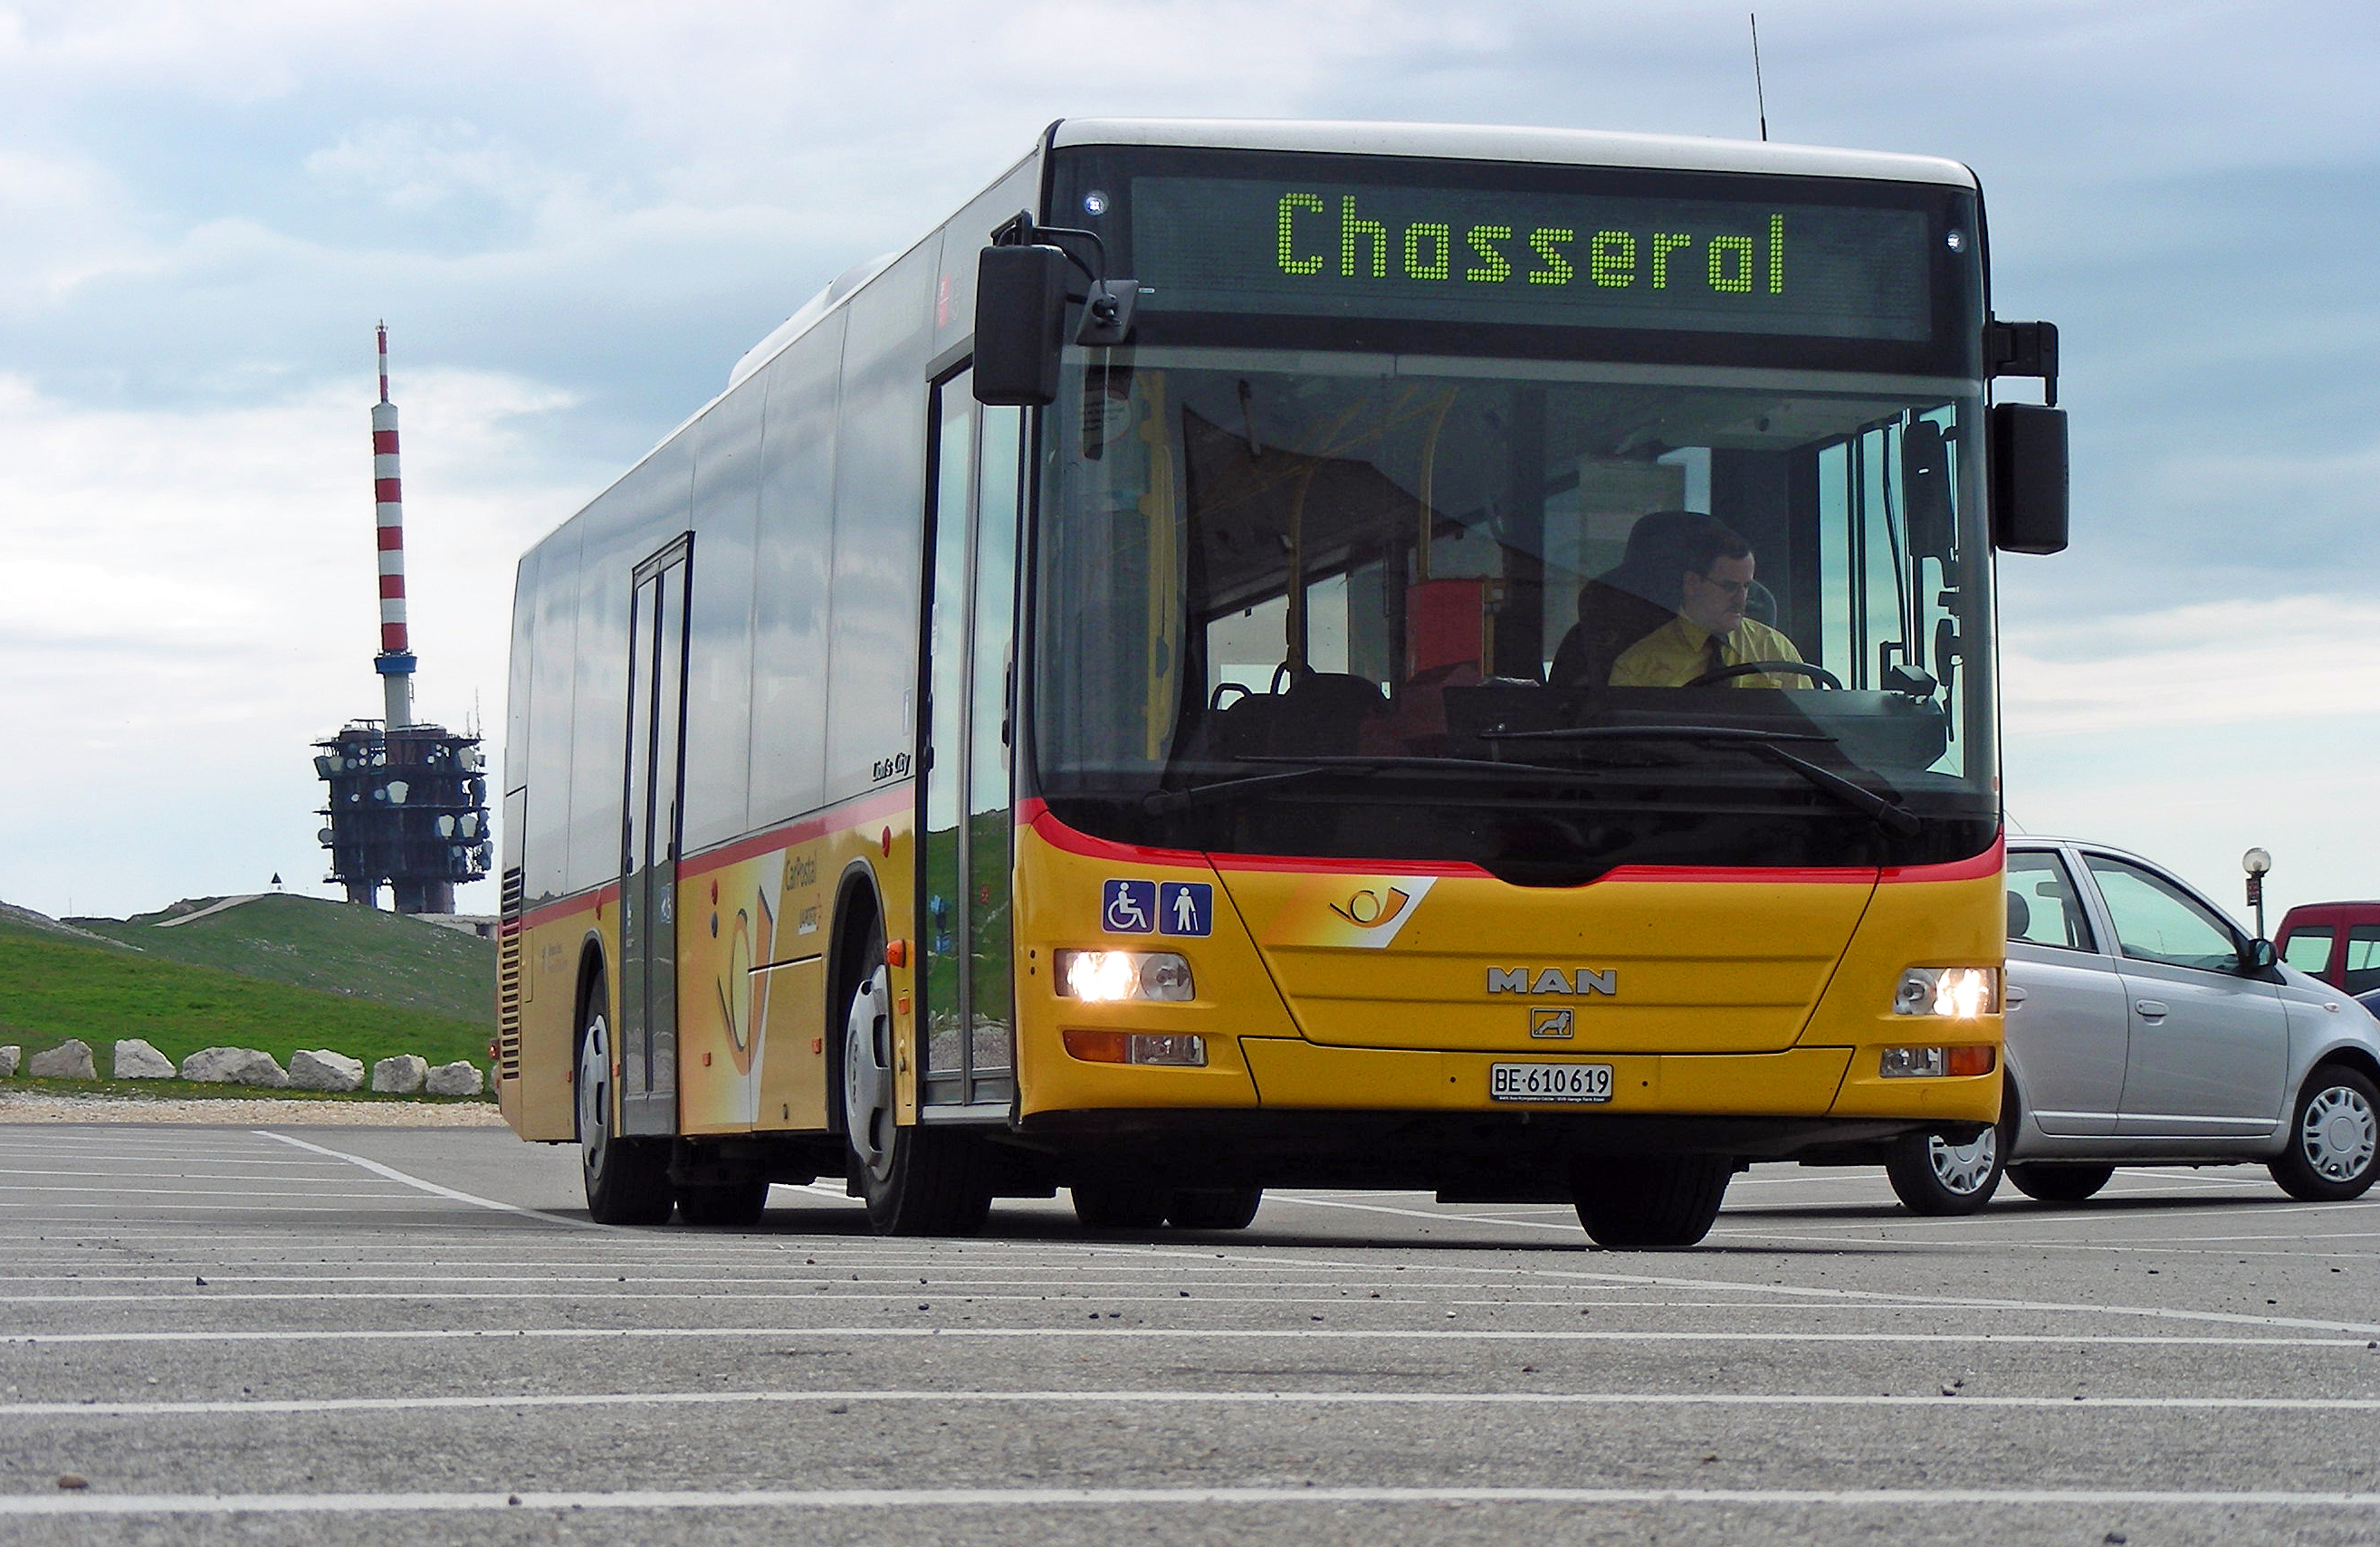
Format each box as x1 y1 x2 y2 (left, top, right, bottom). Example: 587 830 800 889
1062 1030 1208 1066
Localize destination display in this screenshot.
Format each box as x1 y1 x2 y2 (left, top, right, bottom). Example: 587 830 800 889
1126 176 1936 342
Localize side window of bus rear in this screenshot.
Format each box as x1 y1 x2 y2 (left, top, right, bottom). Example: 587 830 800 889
2343 927 2380 995
2006 850 2094 953
2280 925 2335 978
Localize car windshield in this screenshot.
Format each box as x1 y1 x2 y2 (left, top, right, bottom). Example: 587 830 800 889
1028 348 1995 878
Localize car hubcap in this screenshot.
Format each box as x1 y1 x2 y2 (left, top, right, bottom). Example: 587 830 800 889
843 968 894 1179
1928 1128 1998 1195
2300 1085 2377 1181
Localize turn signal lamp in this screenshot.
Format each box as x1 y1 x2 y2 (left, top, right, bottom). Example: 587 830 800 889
1054 950 1193 1003
1879 1044 1997 1079
1062 1030 1208 1066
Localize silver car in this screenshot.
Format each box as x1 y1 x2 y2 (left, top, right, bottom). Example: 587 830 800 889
1881 837 2380 1214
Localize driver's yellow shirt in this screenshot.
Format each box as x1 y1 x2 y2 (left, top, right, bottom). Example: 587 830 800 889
1610 615 1807 688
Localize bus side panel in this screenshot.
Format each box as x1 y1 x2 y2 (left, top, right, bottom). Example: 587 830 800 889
502 894 611 1142
823 242 937 804
748 309 846 834
673 796 917 1135
680 370 766 856
1815 855 2004 1126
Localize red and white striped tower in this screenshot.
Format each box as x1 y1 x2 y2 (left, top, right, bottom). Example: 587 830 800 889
371 322 416 730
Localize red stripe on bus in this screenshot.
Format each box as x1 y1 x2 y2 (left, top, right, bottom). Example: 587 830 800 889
674 785 913 881
512 880 621 932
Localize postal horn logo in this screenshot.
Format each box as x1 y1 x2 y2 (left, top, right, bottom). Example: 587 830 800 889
1328 886 1412 929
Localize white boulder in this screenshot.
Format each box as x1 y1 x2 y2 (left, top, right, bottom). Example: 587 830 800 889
289 1049 365 1093
177 1046 289 1088
112 1039 176 1080
424 1060 484 1097
370 1055 427 1094
26 1040 95 1080
0 1046 19 1078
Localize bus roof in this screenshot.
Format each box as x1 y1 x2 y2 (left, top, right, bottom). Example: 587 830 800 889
1047 118 1979 190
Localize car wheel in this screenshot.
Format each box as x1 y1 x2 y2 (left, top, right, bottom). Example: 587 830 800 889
1165 1188 1264 1230
576 999 674 1226
2005 1162 2114 1203
1071 1181 1172 1230
2268 1065 2380 1203
841 931 992 1237
1885 1124 2004 1216
1572 1156 1734 1249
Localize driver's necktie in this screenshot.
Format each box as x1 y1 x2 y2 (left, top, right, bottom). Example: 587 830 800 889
1705 634 1727 683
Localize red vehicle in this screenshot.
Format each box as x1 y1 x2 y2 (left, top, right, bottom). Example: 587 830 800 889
2275 902 2380 995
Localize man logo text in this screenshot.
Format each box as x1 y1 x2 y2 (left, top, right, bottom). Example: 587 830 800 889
1486 967 1618 997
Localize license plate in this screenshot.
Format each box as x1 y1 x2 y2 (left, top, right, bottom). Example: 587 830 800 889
1489 1062 1613 1103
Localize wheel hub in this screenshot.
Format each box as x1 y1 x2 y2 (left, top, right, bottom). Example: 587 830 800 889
2302 1085 2376 1181
1928 1129 1998 1195
843 968 894 1179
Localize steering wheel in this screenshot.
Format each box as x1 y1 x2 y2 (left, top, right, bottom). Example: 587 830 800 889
1682 660 1842 690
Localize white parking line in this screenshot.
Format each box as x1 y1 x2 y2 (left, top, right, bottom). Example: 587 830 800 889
5 1484 2378 1518
5 1325 2371 1350
253 1132 606 1231
11 1387 2380 1419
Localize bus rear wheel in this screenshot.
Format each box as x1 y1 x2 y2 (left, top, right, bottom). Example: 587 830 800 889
575 1002 673 1227
841 955 991 1237
1572 1155 1733 1249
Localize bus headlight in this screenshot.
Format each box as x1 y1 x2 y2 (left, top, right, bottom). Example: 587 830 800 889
1055 950 1195 1003
1892 966 1998 1018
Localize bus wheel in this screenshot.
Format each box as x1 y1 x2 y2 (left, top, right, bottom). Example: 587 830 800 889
1571 1156 1733 1249
1071 1181 1171 1230
1165 1188 1263 1230
1884 1125 2004 1216
575 1003 673 1226
2004 1162 2113 1203
841 958 991 1236
2268 1065 2380 1202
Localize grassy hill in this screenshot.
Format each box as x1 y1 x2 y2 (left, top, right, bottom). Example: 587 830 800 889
70 893 493 1024
0 899 492 1079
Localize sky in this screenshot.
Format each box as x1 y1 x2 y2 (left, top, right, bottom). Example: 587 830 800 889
1 0 2375 929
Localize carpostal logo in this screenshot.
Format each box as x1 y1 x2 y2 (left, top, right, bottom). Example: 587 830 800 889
1487 966 1619 997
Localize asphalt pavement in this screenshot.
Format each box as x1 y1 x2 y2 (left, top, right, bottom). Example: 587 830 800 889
3 1119 2377 1545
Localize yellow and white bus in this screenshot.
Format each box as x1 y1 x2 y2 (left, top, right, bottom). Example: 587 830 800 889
497 119 2068 1246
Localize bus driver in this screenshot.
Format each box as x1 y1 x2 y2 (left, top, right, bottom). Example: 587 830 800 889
1608 516 1808 689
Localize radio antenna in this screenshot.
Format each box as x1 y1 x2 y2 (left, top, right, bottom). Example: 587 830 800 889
1749 13 1770 142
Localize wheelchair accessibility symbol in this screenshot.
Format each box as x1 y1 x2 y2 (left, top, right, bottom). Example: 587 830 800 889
1102 879 1157 934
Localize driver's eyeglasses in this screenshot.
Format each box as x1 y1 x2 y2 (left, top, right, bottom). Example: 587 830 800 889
1692 574 1753 598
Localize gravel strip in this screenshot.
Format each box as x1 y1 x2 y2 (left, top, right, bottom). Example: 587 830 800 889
0 1091 506 1126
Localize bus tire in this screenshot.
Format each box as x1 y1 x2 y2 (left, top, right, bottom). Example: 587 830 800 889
1165 1188 1264 1230
841 948 991 1237
675 1179 769 1227
575 998 673 1227
1884 1123 2004 1216
1571 1155 1733 1249
1071 1182 1171 1230
2004 1162 2113 1203
2268 1065 2380 1202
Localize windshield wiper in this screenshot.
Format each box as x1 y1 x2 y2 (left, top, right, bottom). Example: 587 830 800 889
1139 754 1597 816
1483 724 1918 836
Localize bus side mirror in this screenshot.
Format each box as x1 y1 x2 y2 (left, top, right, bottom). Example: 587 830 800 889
1989 402 2069 555
974 244 1069 406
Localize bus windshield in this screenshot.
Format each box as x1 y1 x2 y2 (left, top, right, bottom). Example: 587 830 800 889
1029 349 1995 880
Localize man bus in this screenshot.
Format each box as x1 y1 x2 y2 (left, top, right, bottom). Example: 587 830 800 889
496 119 2067 1247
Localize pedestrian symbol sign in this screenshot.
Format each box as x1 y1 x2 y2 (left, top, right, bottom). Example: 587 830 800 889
1158 882 1212 937
1102 879 1213 937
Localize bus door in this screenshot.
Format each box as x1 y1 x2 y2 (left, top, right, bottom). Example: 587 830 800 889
619 534 692 1138
920 370 1025 1116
